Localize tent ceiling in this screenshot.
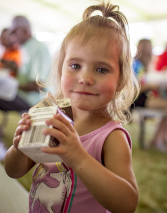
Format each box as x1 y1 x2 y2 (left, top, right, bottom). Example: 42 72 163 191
0 0 167 34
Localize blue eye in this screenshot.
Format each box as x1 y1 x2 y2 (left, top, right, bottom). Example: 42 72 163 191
97 67 108 73
71 64 80 69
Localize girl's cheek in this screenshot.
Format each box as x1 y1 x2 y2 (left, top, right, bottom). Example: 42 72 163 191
61 75 72 96
101 81 117 96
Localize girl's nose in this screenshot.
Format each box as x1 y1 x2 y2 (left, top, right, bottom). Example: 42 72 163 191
78 74 94 86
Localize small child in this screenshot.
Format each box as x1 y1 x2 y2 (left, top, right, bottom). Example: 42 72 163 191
0 28 21 77
5 1 139 212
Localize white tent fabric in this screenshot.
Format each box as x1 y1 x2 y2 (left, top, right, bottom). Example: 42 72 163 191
0 0 167 51
0 0 167 31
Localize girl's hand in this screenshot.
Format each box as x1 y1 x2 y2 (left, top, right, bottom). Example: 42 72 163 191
13 113 31 152
41 114 87 169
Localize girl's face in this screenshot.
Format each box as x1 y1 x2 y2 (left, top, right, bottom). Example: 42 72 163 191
61 36 120 113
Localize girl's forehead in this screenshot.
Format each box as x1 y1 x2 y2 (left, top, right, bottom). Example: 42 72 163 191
66 35 118 51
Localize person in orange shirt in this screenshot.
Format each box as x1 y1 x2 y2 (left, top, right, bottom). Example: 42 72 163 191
0 28 21 77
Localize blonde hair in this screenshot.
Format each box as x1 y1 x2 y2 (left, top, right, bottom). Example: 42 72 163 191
40 0 139 124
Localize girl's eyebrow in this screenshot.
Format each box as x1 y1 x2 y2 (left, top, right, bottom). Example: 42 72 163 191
66 57 83 63
66 57 115 70
97 61 114 69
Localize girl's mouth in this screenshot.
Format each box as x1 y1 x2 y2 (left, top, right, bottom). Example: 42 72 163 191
74 91 97 95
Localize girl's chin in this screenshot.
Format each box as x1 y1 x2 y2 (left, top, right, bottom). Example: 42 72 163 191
71 102 93 111
72 103 107 113
73 104 92 111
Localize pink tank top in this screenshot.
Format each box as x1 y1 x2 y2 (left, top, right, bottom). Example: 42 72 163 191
29 121 131 213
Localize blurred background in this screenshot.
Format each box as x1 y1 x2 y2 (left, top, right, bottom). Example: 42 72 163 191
0 1 167 213
0 0 167 56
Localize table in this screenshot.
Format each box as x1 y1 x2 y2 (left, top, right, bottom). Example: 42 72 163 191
0 163 28 213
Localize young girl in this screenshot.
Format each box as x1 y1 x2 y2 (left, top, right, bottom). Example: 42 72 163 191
5 1 139 212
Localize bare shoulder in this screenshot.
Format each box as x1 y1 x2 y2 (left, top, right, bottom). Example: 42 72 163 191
103 129 131 161
102 129 138 189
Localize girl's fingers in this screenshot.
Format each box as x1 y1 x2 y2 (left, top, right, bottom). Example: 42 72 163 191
55 114 74 131
19 113 31 125
43 127 66 144
45 114 74 136
22 113 29 118
14 125 29 137
13 135 21 150
18 117 31 126
13 135 21 144
41 146 64 155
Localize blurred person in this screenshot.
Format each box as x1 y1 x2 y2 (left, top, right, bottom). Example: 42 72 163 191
0 15 51 113
9 15 52 107
0 28 21 159
151 42 167 151
0 28 21 77
133 39 167 152
155 43 167 71
132 39 153 108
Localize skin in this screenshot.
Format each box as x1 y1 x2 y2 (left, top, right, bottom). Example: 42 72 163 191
5 36 138 213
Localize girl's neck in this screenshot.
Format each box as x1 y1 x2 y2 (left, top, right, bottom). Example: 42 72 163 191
72 107 112 136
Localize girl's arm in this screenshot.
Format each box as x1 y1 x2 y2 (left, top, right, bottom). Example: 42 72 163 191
74 130 138 213
42 115 138 213
5 114 36 178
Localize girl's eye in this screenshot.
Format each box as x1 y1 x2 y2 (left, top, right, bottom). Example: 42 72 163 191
71 64 80 69
97 67 108 74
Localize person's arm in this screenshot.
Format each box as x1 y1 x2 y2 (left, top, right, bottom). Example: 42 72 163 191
19 81 39 91
140 82 159 93
4 113 36 178
41 114 138 213
5 145 35 178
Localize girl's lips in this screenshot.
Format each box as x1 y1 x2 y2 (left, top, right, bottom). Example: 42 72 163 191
74 91 97 95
